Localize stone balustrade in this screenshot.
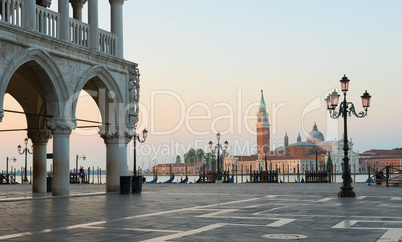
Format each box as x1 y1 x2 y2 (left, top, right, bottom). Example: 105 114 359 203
0 0 23 27
1 1 118 57
99 29 117 56
69 17 89 47
36 5 60 38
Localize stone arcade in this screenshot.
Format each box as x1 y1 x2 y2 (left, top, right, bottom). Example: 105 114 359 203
0 0 140 195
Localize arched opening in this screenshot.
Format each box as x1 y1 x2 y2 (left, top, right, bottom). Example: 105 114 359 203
0 58 61 190
71 67 129 192
70 89 106 185
0 94 31 184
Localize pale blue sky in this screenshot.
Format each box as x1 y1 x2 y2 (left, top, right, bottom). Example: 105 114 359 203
1 1 401 171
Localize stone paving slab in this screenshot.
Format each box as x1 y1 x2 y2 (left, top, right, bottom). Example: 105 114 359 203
0 183 401 241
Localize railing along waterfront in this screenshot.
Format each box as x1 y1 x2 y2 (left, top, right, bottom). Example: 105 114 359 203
36 5 59 38
0 0 23 26
70 18 89 47
99 29 116 56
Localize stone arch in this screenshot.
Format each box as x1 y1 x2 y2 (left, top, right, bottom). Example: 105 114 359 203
0 47 69 123
69 65 125 126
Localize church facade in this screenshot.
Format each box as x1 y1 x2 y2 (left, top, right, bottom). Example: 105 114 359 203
224 91 361 174
0 0 140 195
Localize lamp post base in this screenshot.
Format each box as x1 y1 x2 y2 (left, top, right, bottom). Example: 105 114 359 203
338 187 356 198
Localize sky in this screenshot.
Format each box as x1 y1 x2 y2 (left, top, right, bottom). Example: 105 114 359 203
1 0 401 172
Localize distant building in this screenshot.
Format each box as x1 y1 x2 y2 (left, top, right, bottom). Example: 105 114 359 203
223 91 361 174
359 150 402 172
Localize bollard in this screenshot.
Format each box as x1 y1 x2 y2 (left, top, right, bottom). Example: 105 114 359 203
132 176 142 193
47 177 52 192
120 176 131 194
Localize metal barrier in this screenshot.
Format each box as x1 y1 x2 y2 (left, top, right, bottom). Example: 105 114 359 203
305 170 328 183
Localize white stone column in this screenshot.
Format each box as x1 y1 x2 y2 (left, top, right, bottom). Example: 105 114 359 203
24 0 36 30
88 0 99 50
100 126 132 192
59 0 70 41
28 129 52 193
109 0 124 58
48 119 75 196
70 0 88 21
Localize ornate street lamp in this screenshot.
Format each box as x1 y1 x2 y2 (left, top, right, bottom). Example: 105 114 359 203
17 138 33 183
326 75 371 197
6 157 17 177
76 155 86 183
133 128 148 176
208 132 228 180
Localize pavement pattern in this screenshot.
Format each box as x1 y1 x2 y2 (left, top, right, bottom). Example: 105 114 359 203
0 183 401 241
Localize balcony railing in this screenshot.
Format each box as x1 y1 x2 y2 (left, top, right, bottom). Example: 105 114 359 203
99 29 117 56
36 5 59 38
1 3 117 57
0 0 23 26
70 18 89 48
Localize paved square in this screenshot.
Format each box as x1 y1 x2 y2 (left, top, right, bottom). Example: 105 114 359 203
0 183 401 241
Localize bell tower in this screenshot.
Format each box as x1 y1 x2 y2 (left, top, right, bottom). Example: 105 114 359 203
257 90 270 155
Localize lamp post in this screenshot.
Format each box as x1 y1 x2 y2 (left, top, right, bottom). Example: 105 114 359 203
76 155 86 183
208 132 228 181
17 138 33 183
326 75 371 198
6 157 17 182
133 128 148 176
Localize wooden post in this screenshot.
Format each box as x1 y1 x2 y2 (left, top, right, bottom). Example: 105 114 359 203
232 164 234 183
282 164 285 183
368 165 371 185
241 164 243 183
250 165 252 183
100 168 102 184
288 164 290 183
353 164 356 183
235 165 238 184
334 164 336 183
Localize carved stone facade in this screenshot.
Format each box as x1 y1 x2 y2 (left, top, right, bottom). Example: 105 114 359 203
99 125 134 144
47 118 77 134
128 65 140 126
0 1 138 195
27 129 52 144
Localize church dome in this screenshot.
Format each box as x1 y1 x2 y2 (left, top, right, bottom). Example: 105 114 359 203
306 122 324 144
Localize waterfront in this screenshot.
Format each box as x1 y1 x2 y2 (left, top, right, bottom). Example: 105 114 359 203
0 183 401 241
143 173 372 183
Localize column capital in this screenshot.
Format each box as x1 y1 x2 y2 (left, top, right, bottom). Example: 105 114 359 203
109 0 124 4
28 129 52 144
37 0 52 8
99 125 133 144
47 118 76 134
69 0 87 8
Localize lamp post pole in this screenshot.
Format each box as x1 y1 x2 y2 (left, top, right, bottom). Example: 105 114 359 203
76 155 86 183
209 132 228 181
17 138 32 183
133 128 148 176
326 75 371 198
6 157 17 176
